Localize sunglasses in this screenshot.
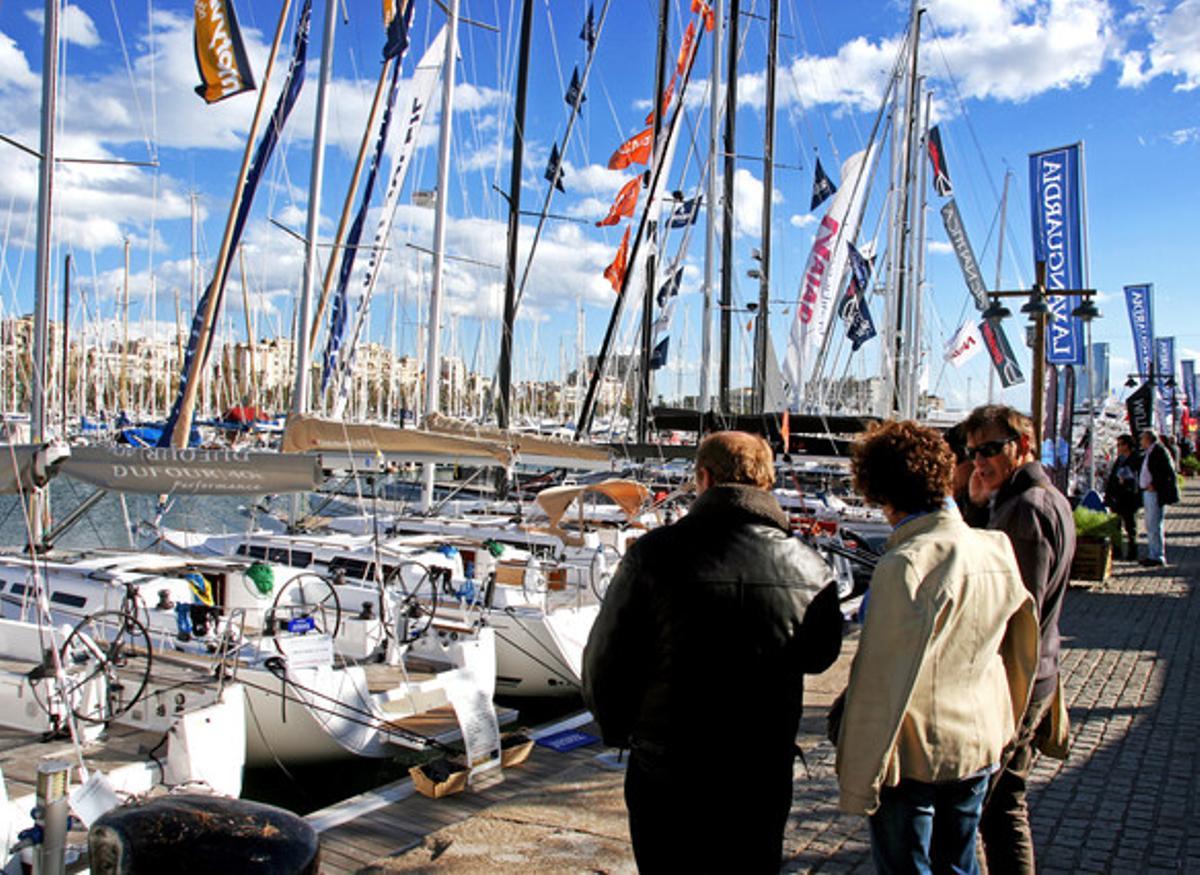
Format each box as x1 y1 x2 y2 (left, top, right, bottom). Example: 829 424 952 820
965 437 1016 461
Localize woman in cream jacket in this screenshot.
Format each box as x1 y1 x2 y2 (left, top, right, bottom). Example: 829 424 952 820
837 420 1039 874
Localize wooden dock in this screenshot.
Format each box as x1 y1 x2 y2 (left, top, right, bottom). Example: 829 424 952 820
308 712 633 873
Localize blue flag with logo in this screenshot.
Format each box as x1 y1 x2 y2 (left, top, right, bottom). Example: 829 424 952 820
1156 337 1175 434
1124 283 1154 381
1182 359 1195 412
1029 144 1086 365
668 195 701 228
649 336 670 370
579 4 597 51
544 143 566 193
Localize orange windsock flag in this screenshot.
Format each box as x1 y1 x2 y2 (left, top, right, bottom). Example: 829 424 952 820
603 226 632 293
596 177 641 227
692 0 716 32
644 73 677 126
608 127 653 171
677 21 697 75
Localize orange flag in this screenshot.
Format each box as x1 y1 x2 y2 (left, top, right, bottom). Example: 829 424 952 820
596 177 641 227
644 73 677 125
603 226 632 293
677 21 697 75
692 0 715 32
608 127 653 170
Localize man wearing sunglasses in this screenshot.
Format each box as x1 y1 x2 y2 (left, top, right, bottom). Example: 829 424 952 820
962 404 1074 875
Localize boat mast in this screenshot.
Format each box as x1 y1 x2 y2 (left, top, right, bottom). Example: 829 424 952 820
699 0 722 413
497 0 534 431
421 0 460 509
908 86 931 416
28 0 60 541
719 0 740 413
891 0 922 417
751 0 779 413
60 254 70 431
291 0 338 420
638 0 670 443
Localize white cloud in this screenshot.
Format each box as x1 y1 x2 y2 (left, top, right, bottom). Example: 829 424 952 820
928 240 955 255
1118 0 1200 91
745 0 1123 115
1166 126 1200 144
24 4 101 48
789 213 817 228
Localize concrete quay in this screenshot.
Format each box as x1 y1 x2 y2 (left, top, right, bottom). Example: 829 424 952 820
315 485 1200 873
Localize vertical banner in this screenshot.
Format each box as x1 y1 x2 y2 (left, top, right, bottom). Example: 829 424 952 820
1155 337 1176 435
1123 283 1155 381
1042 364 1059 469
783 147 875 408
193 0 257 103
1057 366 1075 494
1126 381 1154 435
979 319 1026 388
162 0 314 447
940 199 989 310
1029 144 1086 365
1182 360 1196 413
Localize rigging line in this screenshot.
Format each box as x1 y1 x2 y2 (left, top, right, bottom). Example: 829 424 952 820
107 0 156 161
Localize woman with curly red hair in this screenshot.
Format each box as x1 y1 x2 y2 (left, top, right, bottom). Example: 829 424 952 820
835 420 1040 874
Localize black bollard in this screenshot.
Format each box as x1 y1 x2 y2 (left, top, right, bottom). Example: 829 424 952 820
88 795 319 874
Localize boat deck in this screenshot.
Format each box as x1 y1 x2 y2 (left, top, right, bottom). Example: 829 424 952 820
0 722 163 800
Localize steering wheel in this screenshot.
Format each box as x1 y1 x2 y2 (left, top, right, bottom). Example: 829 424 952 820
589 543 624 601
382 561 440 642
268 573 342 652
56 610 154 724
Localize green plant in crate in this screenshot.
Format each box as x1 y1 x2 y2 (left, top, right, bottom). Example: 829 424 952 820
1181 455 1200 476
1073 506 1123 554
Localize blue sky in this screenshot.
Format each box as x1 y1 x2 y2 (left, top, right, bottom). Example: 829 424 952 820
0 0 1197 416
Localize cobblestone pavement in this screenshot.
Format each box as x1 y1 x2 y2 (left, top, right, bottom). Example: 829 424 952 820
781 486 1200 873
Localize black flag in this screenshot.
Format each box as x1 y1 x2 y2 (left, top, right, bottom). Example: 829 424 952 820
649 337 670 370
810 157 837 211
565 66 587 107
927 125 953 197
1126 381 1154 435
544 143 566 192
579 4 597 51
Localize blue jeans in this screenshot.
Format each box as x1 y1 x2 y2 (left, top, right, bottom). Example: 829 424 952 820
869 773 990 875
1143 490 1165 561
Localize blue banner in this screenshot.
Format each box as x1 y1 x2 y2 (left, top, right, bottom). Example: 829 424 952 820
1155 336 1175 434
1123 283 1154 382
161 0 313 446
322 57 405 392
1182 359 1196 412
1029 144 1086 365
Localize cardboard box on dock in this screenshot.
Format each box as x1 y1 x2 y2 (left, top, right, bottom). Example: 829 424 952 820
410 760 470 799
500 733 534 768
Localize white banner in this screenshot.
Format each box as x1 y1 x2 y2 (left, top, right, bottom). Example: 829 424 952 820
332 28 448 415
944 320 984 368
783 147 875 408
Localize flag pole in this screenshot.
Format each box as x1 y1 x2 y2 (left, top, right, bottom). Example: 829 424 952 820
172 0 295 448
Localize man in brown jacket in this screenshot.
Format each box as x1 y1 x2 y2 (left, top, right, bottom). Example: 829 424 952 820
964 404 1075 875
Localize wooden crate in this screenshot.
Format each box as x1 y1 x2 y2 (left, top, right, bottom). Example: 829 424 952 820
1071 535 1112 582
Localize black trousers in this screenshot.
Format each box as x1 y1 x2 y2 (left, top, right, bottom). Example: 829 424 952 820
1117 509 1138 558
624 742 795 874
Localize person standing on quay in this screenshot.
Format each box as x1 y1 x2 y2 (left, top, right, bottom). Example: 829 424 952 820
964 404 1074 874
836 420 1038 874
582 431 843 873
1139 429 1179 567
1104 434 1142 561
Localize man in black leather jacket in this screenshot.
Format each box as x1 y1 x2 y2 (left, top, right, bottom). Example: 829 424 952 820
582 431 842 873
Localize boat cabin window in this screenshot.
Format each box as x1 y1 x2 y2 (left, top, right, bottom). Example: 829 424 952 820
236 544 313 568
327 557 373 581
9 583 26 596
50 592 87 609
